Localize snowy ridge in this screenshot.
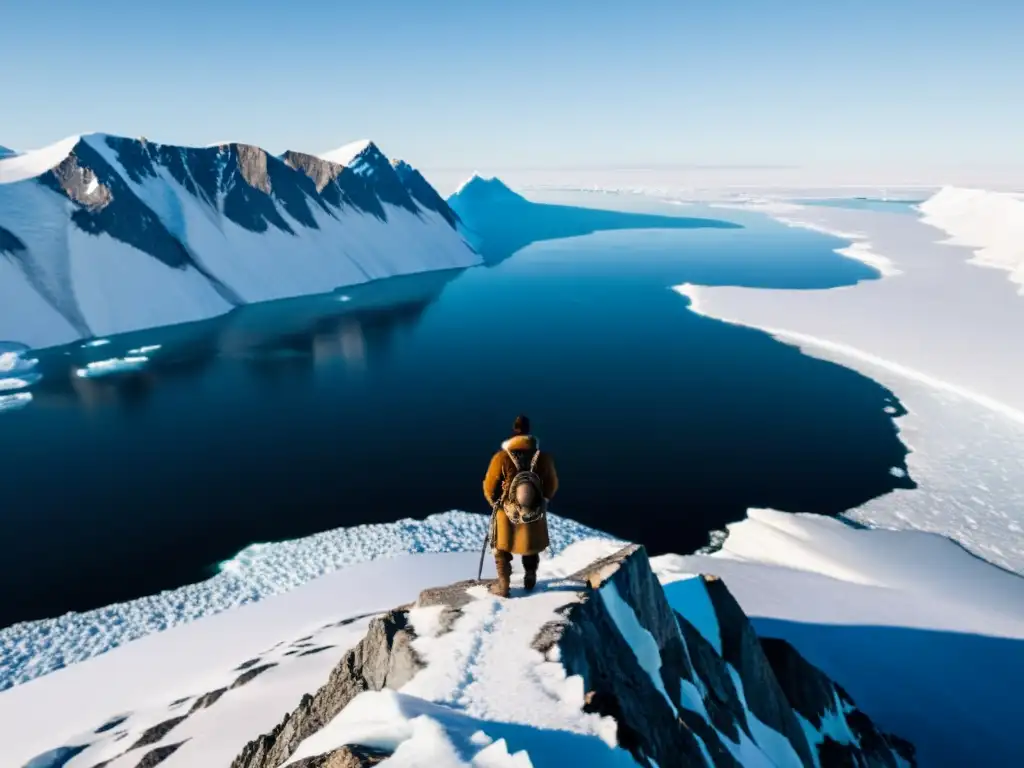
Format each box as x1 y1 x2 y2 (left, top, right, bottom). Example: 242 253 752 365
0 134 79 184
0 511 615 691
0 133 478 350
452 172 486 196
0 541 908 767
319 138 373 167
4 510 1019 765
918 186 1024 294
448 173 527 205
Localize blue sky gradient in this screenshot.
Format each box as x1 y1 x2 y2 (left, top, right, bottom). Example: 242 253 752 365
2 0 1021 170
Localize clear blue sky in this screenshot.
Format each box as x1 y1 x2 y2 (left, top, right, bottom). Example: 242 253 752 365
2 0 1021 171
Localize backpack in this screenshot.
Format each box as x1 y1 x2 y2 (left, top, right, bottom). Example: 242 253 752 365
498 447 548 525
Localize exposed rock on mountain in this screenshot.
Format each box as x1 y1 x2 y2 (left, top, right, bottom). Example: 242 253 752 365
231 545 912 767
0 134 477 349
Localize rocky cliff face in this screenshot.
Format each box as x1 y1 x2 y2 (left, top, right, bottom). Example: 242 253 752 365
231 546 913 768
392 160 460 228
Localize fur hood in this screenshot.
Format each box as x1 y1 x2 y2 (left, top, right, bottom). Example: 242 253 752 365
501 434 538 452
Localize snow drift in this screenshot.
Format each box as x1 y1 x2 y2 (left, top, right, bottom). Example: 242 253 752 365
918 186 1024 295
0 134 479 349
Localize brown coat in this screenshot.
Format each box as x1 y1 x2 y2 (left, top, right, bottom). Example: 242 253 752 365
483 434 559 555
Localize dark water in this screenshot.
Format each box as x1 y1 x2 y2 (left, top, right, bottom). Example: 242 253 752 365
0 195 913 627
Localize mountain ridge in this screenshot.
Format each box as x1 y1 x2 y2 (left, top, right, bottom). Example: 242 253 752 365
449 173 527 205
226 544 912 768
0 134 478 350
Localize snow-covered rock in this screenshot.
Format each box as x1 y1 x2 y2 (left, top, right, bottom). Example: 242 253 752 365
0 134 479 350
6 509 1021 765
660 509 1024 767
225 545 910 768
7 544 910 767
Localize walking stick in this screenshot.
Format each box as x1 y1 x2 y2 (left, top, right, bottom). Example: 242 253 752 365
477 504 498 581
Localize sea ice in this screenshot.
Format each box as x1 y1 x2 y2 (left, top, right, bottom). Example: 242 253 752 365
74 355 150 378
660 187 1024 575
0 372 42 391
0 392 32 412
0 342 38 374
0 512 616 691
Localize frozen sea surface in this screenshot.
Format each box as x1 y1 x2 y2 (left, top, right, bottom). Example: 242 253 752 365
0 511 616 690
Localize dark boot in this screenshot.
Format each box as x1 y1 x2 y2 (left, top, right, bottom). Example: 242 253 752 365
491 551 512 598
522 554 540 592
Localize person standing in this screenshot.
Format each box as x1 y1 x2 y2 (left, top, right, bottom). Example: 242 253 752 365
482 414 559 597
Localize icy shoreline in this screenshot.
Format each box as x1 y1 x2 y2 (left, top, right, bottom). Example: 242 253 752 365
0 511 617 691
672 189 1024 575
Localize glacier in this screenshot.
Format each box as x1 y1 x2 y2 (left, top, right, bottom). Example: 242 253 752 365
0 134 480 350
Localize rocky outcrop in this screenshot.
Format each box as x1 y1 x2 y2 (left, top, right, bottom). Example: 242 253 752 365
282 151 344 193
235 145 272 194
231 546 913 768
701 575 816 766
230 610 422 768
393 159 459 228
760 637 916 767
290 745 391 767
551 548 912 768
548 545 712 765
51 154 112 209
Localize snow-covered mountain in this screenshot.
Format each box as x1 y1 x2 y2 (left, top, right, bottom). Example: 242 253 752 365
449 173 528 206
446 173 741 265
0 134 478 350
235 545 910 768
0 145 15 159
